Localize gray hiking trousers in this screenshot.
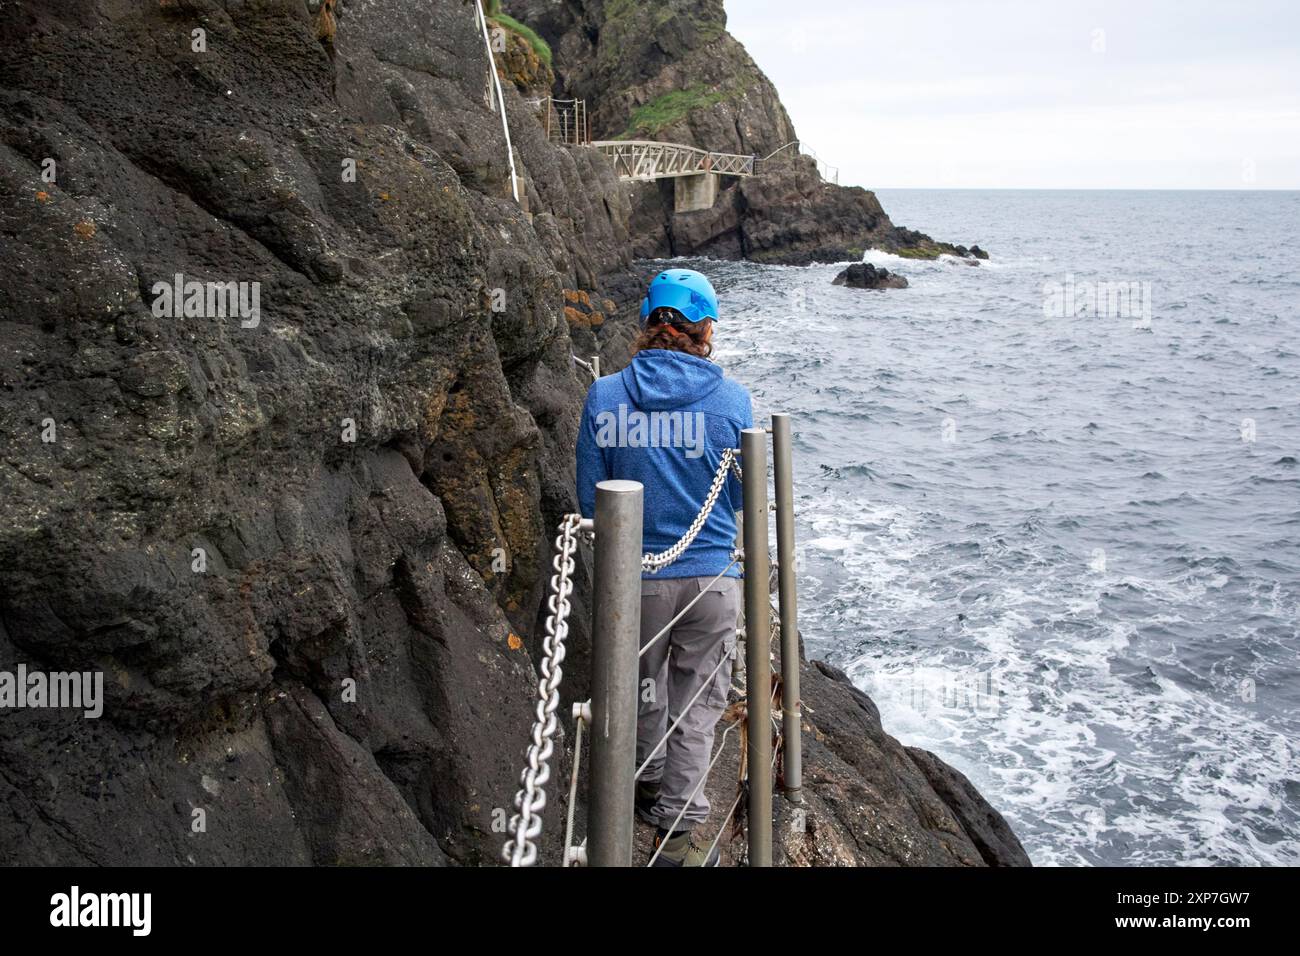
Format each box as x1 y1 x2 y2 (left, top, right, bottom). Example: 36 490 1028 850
636 575 741 829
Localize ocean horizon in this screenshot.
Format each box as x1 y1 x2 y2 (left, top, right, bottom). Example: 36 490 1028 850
677 186 1300 865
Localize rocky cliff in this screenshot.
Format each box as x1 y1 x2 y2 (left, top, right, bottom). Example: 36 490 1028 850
0 0 1025 866
507 0 983 264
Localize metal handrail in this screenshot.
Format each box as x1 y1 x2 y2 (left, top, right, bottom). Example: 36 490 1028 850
590 140 757 180
753 139 839 184
507 415 801 867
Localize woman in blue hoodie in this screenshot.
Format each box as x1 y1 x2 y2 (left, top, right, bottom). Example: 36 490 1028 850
576 269 753 867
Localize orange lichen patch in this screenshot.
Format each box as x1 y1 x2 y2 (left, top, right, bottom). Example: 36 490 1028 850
603 298 616 313
315 0 337 42
564 289 607 327
35 191 50 203
507 633 523 651
73 220 96 239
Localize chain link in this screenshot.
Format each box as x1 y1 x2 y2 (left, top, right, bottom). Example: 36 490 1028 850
504 446 742 863
642 448 743 573
503 513 582 866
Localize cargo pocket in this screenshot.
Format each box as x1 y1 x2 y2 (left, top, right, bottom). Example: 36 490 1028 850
641 579 669 598
706 633 737 709
701 577 739 709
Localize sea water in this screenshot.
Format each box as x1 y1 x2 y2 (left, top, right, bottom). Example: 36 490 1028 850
672 188 1300 865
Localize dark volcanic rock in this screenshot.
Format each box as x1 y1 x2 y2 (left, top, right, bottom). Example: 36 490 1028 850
0 0 1024 866
833 262 909 290
906 745 1032 867
0 0 633 866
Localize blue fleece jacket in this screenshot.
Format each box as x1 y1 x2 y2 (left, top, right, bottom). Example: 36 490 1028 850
577 349 753 579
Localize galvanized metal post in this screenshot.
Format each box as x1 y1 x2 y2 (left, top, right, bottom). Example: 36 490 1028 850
587 480 643 866
591 354 601 379
740 428 773 866
771 414 802 804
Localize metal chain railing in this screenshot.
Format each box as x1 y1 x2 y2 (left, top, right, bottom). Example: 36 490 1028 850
642 449 742 573
503 417 799 868
525 96 590 145
503 513 583 867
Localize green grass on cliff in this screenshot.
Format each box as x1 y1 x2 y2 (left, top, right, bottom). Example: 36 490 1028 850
484 2 552 68
619 86 731 139
492 13 553 68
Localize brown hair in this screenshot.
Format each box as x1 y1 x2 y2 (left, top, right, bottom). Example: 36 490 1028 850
631 307 713 359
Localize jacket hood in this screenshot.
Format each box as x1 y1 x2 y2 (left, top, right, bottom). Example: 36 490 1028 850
621 349 723 411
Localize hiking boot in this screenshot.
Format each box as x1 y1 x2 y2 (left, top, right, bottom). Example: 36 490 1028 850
651 827 721 867
635 780 660 825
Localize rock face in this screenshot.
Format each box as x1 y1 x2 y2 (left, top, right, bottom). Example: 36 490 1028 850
833 263 909 290
0 0 631 866
507 0 984 264
0 0 1024 866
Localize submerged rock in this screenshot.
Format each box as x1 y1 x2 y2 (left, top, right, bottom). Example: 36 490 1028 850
833 262 909 289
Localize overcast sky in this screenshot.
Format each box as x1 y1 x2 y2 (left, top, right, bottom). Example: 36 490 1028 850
725 0 1300 189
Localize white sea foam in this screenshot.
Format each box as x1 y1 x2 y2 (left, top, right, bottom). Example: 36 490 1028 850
682 189 1300 865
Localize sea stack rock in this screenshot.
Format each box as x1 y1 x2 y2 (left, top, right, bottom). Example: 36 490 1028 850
832 262 909 289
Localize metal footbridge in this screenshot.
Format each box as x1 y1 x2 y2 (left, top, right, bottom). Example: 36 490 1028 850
589 140 757 180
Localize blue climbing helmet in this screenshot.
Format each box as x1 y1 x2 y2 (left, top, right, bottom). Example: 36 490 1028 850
641 268 718 327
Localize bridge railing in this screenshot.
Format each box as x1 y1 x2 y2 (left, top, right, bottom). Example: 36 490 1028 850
526 96 590 146
754 140 839 185
590 140 756 180
504 413 802 867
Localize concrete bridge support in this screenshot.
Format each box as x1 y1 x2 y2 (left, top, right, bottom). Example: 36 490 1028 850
673 173 718 213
